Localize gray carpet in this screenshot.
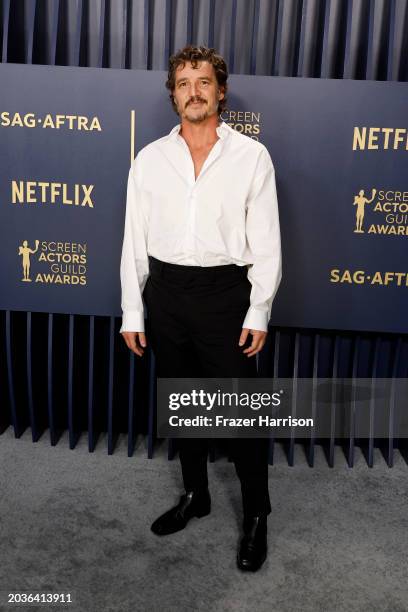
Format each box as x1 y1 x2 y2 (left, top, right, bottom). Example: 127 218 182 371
0 427 407 612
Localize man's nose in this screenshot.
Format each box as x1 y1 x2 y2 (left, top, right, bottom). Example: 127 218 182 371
189 82 199 97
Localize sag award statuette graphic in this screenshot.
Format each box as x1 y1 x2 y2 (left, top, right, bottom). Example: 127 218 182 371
353 189 377 233
18 239 39 281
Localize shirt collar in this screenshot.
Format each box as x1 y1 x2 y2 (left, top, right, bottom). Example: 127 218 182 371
168 120 231 142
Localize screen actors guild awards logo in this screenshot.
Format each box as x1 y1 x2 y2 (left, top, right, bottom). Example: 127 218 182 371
351 187 408 235
18 239 39 281
17 239 87 285
219 110 261 140
353 189 376 233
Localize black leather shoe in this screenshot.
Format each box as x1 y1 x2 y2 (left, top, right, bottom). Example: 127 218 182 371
237 514 268 572
150 489 211 536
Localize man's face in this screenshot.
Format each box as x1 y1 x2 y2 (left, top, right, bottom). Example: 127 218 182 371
172 60 224 123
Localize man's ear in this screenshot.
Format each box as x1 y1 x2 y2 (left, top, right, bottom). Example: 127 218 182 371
218 86 225 100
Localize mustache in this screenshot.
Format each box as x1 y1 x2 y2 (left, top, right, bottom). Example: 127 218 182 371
186 97 207 107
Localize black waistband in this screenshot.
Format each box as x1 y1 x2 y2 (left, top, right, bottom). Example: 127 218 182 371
148 256 247 277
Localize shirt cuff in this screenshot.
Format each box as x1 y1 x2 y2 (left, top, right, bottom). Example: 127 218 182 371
119 311 145 333
242 307 269 332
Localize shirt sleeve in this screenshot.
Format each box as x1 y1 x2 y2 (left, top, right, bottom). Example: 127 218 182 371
242 148 282 332
119 159 150 333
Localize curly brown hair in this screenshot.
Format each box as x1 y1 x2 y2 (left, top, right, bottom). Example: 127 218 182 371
165 45 228 116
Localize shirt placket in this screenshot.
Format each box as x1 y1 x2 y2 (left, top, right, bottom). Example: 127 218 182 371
176 136 196 261
177 135 223 265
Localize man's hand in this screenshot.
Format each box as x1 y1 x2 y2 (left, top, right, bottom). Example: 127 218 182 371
121 331 147 357
239 328 267 357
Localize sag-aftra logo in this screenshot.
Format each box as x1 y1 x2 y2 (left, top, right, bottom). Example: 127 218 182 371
1 112 101 131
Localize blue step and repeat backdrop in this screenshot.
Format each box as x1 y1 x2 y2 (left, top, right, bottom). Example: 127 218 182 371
0 63 407 333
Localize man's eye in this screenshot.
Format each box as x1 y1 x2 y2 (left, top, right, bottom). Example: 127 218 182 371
179 82 187 87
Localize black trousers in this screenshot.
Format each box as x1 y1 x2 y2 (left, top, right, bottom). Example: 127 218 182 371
142 256 271 517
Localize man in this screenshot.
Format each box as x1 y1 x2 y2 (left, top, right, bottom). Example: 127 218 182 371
120 45 281 572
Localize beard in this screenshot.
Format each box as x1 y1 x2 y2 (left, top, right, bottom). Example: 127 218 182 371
184 98 209 123
185 108 209 123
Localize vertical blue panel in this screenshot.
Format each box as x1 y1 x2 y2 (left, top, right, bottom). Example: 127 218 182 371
287 332 300 466
127 351 135 457
208 0 215 48
164 0 173 66
2 0 10 61
258 329 271 376
348 335 360 467
342 0 353 78
67 314 78 448
296 0 308 76
5 311 20 436
272 0 284 76
147 348 156 458
26 312 38 441
25 0 36 64
365 0 375 79
98 0 106 68
67 314 73 445
320 0 331 77
367 337 381 467
228 0 237 73
122 0 128 69
307 332 319 467
329 335 341 467
47 314 56 445
50 0 60 66
388 338 402 467
268 329 280 465
88 315 96 451
143 0 151 69
186 0 194 44
290 0 304 76
107 316 115 454
249 0 260 74
74 0 83 66
386 0 396 80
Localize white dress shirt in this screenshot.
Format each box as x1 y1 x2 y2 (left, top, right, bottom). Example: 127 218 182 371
119 120 282 334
